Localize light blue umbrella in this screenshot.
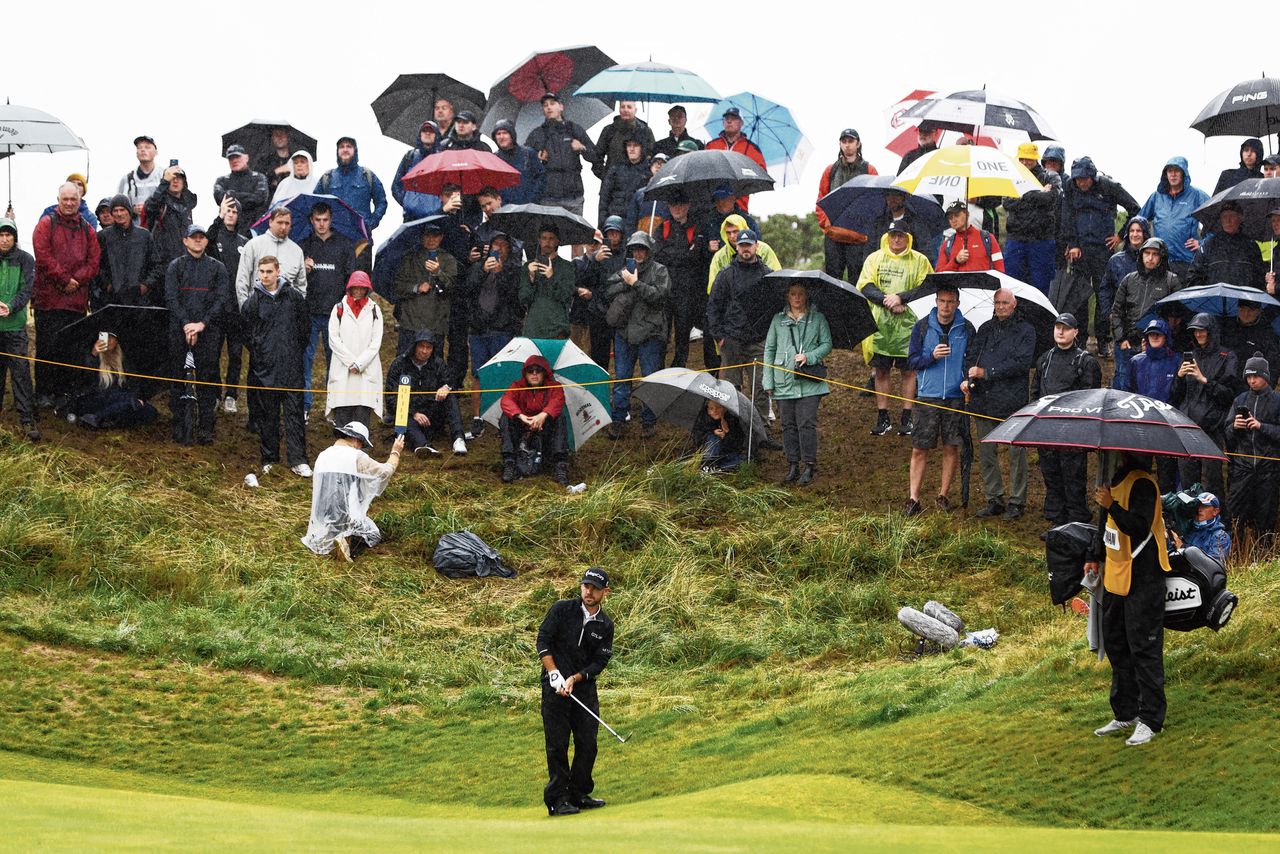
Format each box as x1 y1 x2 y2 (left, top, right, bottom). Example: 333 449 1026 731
574 61 720 104
251 193 369 243
704 92 813 186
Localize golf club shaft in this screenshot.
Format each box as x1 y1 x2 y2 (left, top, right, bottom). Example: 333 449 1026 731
568 691 625 742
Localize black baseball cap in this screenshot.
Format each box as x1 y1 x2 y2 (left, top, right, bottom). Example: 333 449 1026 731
839 128 860 140
133 135 156 146
541 92 560 103
224 144 247 158
456 110 478 123
723 107 742 119
1054 312 1078 329
580 567 610 588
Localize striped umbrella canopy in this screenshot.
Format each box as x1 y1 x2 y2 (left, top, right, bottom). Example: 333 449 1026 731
477 337 611 450
893 145 1042 200
575 61 721 104
900 89 1057 140
1191 76 1280 138
704 92 813 186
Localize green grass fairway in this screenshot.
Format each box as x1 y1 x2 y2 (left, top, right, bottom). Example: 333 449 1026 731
5 772 1273 853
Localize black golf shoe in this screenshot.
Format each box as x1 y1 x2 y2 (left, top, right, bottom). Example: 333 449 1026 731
549 801 581 816
575 796 606 809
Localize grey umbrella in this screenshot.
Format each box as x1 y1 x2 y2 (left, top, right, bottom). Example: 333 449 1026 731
633 367 768 445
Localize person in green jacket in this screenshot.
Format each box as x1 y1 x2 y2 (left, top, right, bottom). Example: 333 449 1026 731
763 281 832 485
856 223 933 437
0 218 39 441
521 226 576 339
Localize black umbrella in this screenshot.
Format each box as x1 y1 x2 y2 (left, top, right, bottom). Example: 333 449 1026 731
57 305 170 360
372 74 486 147
371 214 450 302
816 174 946 237
632 368 767 442
759 269 877 350
982 388 1226 460
1190 76 1280 139
484 203 596 246
221 119 317 162
1191 177 1280 240
643 150 774 203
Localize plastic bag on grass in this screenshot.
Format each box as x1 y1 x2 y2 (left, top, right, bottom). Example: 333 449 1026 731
433 531 518 579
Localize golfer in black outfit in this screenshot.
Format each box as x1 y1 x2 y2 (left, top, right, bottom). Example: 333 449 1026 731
537 567 614 816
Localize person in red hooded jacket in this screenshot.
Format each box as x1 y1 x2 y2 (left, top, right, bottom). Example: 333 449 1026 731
33 182 101 405
499 354 570 485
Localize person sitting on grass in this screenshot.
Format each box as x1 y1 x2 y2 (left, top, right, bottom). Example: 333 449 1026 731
382 330 467 457
499 354 570 485
66 330 159 430
302 422 404 562
689 397 747 473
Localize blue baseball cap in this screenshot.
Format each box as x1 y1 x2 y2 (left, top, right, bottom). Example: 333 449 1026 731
1196 492 1220 509
185 224 208 238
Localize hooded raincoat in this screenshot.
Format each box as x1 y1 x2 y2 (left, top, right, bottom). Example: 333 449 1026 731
316 138 387 231
326 272 384 417
705 214 780 292
1139 157 1209 267
301 441 395 555
271 151 320 205
856 231 933 358
1111 238 1181 346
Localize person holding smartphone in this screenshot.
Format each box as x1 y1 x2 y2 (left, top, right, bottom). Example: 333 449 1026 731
393 221 457 357
1171 313 1239 500
1224 355 1280 536
603 232 670 441
520 225 576 340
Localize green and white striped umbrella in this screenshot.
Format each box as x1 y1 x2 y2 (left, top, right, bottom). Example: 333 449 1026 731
477 337 611 450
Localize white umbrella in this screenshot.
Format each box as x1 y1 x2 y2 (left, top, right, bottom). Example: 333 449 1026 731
0 102 88 205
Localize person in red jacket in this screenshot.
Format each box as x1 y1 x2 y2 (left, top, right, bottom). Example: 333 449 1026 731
815 128 879 281
499 354 570 485
935 200 1004 273
33 182 101 405
706 107 767 211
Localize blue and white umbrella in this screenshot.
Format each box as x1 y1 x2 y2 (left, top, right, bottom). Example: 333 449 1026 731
575 61 720 104
704 92 812 186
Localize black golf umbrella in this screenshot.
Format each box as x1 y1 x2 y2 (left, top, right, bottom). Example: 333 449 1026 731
371 214 450 302
982 388 1226 460
759 269 877 350
643 149 774 204
372 74 486 146
816 174 946 237
57 305 170 360
1192 177 1280 240
483 203 596 246
905 270 1059 356
633 368 767 442
1191 76 1280 138
221 120 317 162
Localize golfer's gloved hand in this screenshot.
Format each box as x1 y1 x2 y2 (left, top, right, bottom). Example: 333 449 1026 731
548 669 565 693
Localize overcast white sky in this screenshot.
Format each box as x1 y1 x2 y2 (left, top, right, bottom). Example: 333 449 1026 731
6 2 1278 244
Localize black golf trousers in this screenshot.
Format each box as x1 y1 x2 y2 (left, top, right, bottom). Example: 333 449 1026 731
542 682 599 809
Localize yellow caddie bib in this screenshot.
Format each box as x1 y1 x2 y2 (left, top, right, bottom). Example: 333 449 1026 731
1103 469 1172 596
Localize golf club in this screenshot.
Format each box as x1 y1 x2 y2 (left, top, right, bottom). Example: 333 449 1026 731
567 692 628 743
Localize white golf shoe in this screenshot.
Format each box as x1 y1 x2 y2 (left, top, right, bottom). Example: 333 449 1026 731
291 463 313 478
1094 718 1136 737
452 437 468 455
1125 721 1156 746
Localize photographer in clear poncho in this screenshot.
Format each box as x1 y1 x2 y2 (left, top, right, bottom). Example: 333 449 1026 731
301 422 404 561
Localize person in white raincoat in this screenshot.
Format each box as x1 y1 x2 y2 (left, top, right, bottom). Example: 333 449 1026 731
302 422 404 560
271 151 319 205
326 270 383 428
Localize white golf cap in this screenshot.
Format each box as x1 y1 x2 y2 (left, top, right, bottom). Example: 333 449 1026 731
336 421 372 448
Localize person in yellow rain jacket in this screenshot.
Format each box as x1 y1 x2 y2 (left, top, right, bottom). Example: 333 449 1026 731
856 224 932 436
1084 451 1171 748
705 213 779 293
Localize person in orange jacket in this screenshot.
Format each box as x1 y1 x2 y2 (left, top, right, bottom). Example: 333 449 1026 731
815 128 879 281
935 200 1005 273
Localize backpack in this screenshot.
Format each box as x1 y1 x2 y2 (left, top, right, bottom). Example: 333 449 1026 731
943 228 994 263
318 167 374 194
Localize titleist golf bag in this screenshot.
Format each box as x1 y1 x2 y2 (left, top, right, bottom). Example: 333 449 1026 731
1043 522 1238 631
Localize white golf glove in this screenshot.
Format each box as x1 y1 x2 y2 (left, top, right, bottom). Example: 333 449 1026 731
548 669 565 692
